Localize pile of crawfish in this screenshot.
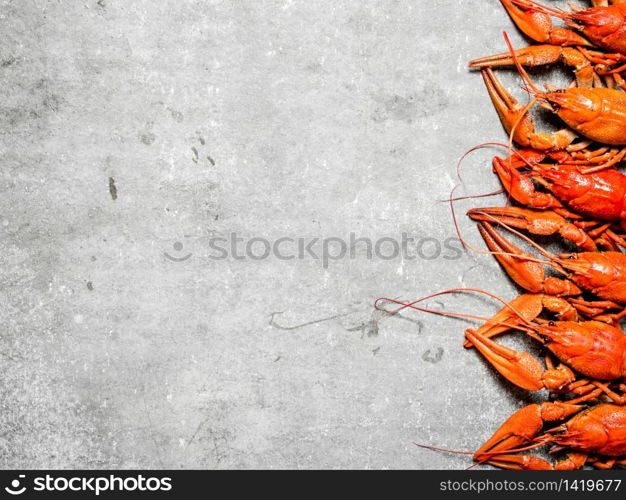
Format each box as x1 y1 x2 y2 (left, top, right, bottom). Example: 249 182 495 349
386 0 626 470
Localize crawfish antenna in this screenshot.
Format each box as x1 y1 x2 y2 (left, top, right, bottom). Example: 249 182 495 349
448 145 525 256
447 142 553 267
414 443 474 456
442 142 542 203
503 31 543 97
474 212 567 273
375 287 538 330
514 0 569 21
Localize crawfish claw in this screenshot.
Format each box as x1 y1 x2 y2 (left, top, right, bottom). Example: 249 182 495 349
474 402 581 464
465 328 545 391
499 0 590 46
470 44 596 87
476 221 582 296
478 454 553 470
481 68 577 149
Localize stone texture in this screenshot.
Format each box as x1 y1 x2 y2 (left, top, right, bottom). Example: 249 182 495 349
1 0 568 469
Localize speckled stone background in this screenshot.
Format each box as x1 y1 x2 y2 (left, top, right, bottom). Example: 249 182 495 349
1 0 571 469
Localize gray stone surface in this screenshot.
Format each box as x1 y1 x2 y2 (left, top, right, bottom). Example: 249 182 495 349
1 0 568 469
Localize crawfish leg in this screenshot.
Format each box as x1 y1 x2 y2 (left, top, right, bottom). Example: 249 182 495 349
613 72 626 91
590 458 617 469
589 456 626 469
556 380 626 405
592 0 626 6
590 307 626 325
553 452 589 470
567 297 624 320
607 228 626 249
560 387 604 404
574 223 622 251
579 148 626 174
590 382 626 405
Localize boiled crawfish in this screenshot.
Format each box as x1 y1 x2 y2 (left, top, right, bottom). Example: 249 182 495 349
472 402 626 469
411 0 626 470
472 0 626 88
471 148 626 249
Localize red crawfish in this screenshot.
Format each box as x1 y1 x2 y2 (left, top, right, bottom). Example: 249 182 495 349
471 402 626 469
376 291 626 401
462 292 626 400
476 66 626 157
470 0 626 87
478 149 626 248
502 0 626 55
473 221 626 304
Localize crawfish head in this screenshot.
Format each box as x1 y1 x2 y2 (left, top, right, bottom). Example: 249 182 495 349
537 320 626 381
531 163 590 199
567 5 626 54
520 0 626 54
539 87 626 146
531 165 626 221
549 404 626 456
556 252 626 297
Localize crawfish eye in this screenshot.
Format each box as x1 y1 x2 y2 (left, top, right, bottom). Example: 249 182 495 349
548 321 556 326
567 255 577 259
